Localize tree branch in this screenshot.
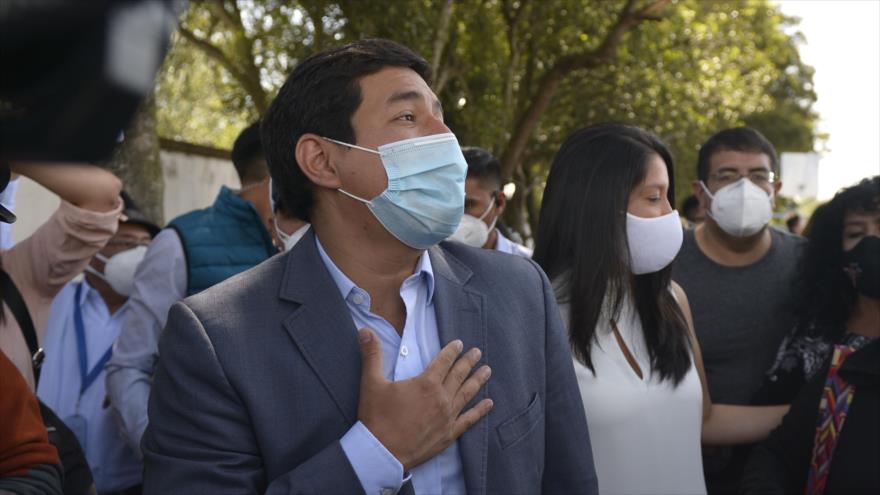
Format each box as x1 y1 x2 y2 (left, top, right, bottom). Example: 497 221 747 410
178 25 268 114
430 0 456 82
177 26 241 79
499 0 671 178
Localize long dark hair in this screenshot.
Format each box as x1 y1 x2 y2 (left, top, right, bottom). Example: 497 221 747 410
796 176 880 339
533 123 692 385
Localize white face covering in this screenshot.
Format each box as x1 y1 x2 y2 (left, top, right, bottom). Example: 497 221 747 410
86 245 147 297
276 220 310 252
447 199 497 247
701 178 773 237
626 210 684 275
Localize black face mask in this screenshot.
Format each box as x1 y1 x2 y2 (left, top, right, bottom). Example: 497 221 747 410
843 236 880 299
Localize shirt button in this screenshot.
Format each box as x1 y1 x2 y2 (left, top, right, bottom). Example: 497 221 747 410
351 293 364 305
381 489 395 495
400 345 409 357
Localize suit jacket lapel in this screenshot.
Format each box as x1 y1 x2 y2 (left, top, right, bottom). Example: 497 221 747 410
279 229 361 424
430 245 488 495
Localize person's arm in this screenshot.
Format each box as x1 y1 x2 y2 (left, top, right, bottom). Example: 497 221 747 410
670 283 790 446
9 162 121 212
142 301 367 494
105 229 186 456
530 260 599 495
740 370 823 494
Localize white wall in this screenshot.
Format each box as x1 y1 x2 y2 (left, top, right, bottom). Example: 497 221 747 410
6 151 239 245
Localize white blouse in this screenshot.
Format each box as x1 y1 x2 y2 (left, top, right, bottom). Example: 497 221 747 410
559 290 706 495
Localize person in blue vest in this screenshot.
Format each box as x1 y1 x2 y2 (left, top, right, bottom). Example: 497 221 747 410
37 191 159 494
105 122 277 456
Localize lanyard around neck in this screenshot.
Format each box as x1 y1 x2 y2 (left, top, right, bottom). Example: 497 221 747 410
74 282 114 398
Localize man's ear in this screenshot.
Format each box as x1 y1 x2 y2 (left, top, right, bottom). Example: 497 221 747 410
295 133 342 189
693 180 710 209
494 190 507 216
773 179 783 196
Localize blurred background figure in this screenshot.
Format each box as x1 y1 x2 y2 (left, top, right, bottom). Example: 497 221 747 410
743 176 880 494
268 178 308 253
105 121 276 456
786 213 804 235
1 351 63 495
36 192 159 495
448 147 531 257
681 194 706 228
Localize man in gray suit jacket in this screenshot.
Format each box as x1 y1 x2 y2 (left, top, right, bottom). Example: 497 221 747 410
142 39 598 495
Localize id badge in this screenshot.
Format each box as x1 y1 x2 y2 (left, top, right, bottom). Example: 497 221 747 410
64 414 87 448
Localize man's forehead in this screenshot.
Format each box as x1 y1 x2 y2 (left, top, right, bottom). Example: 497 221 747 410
709 149 772 169
358 67 436 105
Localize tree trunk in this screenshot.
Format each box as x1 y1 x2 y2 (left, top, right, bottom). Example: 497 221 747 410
106 92 165 225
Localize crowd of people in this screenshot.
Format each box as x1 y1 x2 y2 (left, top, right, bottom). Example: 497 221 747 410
1 38 877 495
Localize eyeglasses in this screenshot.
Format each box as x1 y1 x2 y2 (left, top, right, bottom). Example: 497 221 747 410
709 170 776 188
106 237 152 249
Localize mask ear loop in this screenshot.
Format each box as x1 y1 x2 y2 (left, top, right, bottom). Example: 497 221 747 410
479 192 499 231
322 136 384 204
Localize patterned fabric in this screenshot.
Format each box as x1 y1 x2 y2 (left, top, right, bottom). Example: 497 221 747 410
805 345 858 495
767 329 875 383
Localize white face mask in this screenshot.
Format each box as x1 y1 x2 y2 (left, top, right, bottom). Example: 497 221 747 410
276 220 310 252
447 199 497 247
86 245 147 297
701 178 773 237
626 210 683 275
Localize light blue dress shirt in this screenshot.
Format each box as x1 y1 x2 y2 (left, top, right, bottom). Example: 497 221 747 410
494 230 532 258
316 237 467 495
37 280 143 493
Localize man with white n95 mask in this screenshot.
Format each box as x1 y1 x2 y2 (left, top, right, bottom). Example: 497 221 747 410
36 191 159 494
672 127 806 494
142 38 597 495
447 147 532 257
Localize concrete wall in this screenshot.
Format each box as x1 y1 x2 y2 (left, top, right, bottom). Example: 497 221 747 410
6 150 239 245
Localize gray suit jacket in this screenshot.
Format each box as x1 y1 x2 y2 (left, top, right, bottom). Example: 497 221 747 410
142 230 598 494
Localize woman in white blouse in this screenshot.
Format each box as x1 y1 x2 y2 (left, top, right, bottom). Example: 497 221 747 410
533 123 788 495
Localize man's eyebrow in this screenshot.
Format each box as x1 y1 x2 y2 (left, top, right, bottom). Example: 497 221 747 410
387 90 443 114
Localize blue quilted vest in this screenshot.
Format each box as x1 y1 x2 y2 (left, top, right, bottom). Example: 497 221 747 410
168 186 276 296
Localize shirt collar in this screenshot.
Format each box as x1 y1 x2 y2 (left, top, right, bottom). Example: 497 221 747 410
78 277 128 313
494 229 511 252
78 278 98 305
314 235 435 304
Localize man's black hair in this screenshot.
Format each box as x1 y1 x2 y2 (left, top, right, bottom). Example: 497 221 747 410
231 121 267 185
697 127 778 182
463 146 503 190
261 39 430 222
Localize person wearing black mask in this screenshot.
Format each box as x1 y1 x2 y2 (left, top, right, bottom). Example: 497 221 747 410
743 176 880 494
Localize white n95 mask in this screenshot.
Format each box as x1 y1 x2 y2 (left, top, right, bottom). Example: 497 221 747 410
86 245 147 296
701 178 773 237
448 199 497 247
323 133 467 250
626 210 683 275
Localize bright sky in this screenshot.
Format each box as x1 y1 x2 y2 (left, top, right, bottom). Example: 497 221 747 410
775 0 880 199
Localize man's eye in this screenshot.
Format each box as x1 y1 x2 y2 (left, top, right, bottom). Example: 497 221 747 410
398 113 415 122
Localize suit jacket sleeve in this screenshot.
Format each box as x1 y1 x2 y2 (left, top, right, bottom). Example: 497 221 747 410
142 302 364 495
530 260 599 495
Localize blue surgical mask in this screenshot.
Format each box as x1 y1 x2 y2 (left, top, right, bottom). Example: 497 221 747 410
323 133 467 249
